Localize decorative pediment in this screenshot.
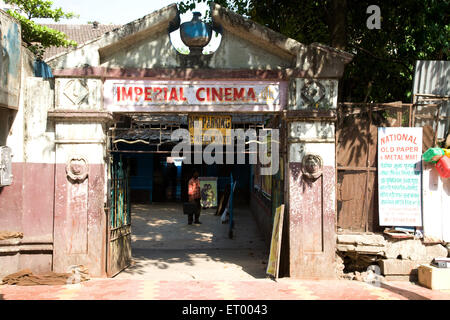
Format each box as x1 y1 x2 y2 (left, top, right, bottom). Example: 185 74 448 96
47 2 352 77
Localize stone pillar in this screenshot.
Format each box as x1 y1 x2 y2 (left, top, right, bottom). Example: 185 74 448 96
286 78 338 278
49 78 111 277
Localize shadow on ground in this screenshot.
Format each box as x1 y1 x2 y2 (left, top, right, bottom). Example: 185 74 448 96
380 282 430 300
115 203 270 280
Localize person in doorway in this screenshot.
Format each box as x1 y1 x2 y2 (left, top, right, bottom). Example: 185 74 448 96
188 171 201 224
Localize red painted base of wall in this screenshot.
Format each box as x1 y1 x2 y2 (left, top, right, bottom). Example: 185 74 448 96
288 163 336 279
0 162 55 276
53 163 106 277
0 161 108 277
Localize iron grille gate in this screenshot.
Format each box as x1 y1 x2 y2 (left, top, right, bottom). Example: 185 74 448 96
106 154 132 277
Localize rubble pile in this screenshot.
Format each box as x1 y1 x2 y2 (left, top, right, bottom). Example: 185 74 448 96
337 232 449 281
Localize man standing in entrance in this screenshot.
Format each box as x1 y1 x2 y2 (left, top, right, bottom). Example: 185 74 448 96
188 171 201 224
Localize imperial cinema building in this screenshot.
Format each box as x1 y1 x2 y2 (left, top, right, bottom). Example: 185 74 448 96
0 3 354 279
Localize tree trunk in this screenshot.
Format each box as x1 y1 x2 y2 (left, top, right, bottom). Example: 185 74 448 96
328 0 347 50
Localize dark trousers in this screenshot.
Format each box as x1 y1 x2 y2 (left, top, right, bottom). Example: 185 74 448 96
188 198 201 223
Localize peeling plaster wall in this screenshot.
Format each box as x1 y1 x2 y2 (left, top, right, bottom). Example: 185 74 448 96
48 43 101 69
0 11 55 278
49 27 295 71
51 78 109 277
0 10 21 109
209 31 294 69
101 31 178 69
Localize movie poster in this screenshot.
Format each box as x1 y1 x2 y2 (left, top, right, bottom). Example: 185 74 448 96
199 177 218 208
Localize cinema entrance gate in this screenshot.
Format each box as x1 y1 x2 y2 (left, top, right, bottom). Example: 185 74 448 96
46 3 353 279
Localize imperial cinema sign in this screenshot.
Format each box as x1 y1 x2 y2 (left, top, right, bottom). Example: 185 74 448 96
104 80 287 112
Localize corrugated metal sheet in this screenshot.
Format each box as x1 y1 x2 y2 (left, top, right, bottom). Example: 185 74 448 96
413 61 449 97
413 61 450 242
412 60 450 140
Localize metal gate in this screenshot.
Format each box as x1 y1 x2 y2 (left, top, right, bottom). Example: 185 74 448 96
106 154 132 277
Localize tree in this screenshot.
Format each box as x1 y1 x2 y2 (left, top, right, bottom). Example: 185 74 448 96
179 0 449 103
5 0 78 59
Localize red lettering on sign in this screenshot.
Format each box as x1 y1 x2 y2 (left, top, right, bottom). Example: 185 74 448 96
179 87 187 101
233 88 245 101
196 88 205 102
169 87 178 101
121 87 133 101
154 87 162 101
134 87 143 101
212 88 223 102
224 87 232 101
247 88 256 101
144 87 152 101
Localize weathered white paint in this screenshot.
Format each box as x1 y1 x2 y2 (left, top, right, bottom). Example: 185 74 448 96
422 162 450 242
5 47 36 164
289 142 335 167
288 121 335 141
55 123 106 142
104 79 285 112
101 31 178 68
56 78 102 110
55 125 106 165
296 44 352 78
293 79 338 110
209 30 294 69
55 144 105 166
0 10 22 109
24 78 55 164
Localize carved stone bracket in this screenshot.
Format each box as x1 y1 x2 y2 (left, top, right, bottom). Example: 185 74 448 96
66 156 89 183
302 153 323 180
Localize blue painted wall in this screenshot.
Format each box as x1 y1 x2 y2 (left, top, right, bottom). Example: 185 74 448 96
124 154 154 203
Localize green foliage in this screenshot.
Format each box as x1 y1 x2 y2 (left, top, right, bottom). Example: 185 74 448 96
5 0 78 59
178 0 250 20
343 0 449 103
178 0 449 103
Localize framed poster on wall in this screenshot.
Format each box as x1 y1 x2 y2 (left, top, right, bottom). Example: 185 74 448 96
199 177 218 208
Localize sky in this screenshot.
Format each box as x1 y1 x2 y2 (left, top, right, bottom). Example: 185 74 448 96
32 0 209 25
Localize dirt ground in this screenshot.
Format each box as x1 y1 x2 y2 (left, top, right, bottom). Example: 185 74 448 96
114 203 270 281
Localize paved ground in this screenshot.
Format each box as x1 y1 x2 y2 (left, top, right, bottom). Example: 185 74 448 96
115 203 269 280
1 203 449 300
1 278 450 300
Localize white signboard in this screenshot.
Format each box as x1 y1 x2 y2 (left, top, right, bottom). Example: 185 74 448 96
104 80 286 112
378 127 423 226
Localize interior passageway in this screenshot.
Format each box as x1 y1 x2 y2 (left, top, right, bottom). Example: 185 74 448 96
115 203 269 280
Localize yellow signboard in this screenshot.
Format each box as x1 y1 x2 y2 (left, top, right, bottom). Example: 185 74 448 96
188 115 232 144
